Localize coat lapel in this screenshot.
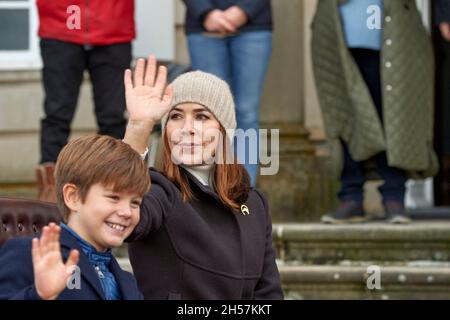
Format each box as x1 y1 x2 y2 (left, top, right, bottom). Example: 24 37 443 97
59 228 106 300
180 167 267 278
181 168 223 202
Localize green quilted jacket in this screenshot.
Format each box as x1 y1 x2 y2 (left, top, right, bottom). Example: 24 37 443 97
311 0 438 178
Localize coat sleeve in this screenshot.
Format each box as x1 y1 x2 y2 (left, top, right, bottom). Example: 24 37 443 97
435 0 450 25
253 190 284 300
182 0 215 22
126 170 177 242
235 0 270 20
0 238 42 300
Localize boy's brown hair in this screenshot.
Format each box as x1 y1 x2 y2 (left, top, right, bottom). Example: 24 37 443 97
55 135 150 222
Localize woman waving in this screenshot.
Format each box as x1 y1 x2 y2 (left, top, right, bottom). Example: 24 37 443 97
123 56 283 300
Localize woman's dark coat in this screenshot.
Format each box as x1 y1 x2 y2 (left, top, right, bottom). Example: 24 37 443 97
127 168 283 300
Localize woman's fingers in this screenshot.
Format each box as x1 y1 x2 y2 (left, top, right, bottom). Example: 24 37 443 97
124 69 133 92
134 58 145 87
154 66 168 98
162 85 174 105
144 55 157 87
126 57 169 103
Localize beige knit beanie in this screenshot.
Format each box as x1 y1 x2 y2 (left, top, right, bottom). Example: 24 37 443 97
161 71 237 132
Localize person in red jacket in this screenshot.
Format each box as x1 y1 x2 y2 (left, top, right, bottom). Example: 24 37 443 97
35 0 135 202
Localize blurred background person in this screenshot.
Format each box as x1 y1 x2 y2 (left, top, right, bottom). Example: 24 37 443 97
182 0 273 187
312 0 438 224
35 0 135 202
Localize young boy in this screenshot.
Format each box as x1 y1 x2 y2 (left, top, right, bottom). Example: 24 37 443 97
0 135 150 300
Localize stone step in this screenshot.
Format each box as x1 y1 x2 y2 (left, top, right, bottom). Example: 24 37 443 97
272 222 450 264
116 257 450 300
279 263 450 300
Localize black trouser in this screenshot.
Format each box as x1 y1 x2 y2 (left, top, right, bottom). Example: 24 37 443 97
338 48 407 204
39 39 131 163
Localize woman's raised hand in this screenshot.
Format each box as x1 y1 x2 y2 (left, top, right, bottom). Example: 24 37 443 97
124 56 173 125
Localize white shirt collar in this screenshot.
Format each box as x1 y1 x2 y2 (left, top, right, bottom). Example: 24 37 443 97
181 164 214 186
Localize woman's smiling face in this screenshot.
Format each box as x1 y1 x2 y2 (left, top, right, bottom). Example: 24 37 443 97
165 103 221 166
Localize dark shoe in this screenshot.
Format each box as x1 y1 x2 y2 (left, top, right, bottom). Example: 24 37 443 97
384 201 411 224
321 201 366 224
36 163 56 203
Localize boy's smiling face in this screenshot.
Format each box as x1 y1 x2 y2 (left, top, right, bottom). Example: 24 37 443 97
64 183 142 252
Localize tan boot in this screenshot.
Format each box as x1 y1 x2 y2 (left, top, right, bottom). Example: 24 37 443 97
36 163 56 203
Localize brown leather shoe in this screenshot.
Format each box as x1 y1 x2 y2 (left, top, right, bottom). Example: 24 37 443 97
36 163 56 203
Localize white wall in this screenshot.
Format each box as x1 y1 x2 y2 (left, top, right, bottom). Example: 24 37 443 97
134 0 175 61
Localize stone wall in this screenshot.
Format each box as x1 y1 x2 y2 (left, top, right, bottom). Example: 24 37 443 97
0 71 97 183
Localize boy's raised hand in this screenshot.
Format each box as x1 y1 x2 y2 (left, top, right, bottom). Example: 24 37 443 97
32 223 79 300
124 56 173 125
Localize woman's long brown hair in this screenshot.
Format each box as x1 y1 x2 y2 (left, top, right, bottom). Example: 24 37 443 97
162 126 251 211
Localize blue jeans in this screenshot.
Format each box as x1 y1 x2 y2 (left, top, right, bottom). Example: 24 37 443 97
187 31 273 186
